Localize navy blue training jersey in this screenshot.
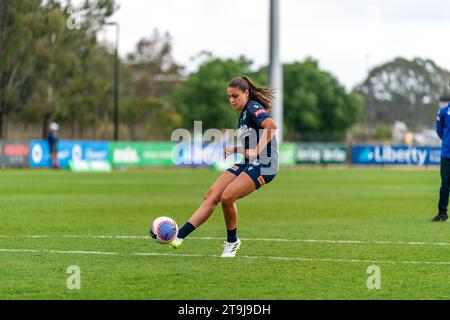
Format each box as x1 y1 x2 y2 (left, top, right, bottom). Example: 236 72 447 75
437 103 450 159
237 99 278 174
47 131 58 152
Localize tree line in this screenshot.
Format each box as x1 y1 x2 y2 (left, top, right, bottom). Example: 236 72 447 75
2 1 446 143
0 0 184 141
0 0 364 142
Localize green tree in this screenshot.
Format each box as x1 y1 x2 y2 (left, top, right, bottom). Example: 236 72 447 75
173 56 258 130
126 29 184 99
0 0 45 138
283 59 363 141
0 0 117 139
121 29 183 140
42 0 117 138
58 44 114 139
355 57 450 129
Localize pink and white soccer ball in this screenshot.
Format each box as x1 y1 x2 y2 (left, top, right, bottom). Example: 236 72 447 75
150 216 178 244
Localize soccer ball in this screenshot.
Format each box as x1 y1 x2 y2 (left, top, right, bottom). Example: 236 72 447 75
150 216 178 244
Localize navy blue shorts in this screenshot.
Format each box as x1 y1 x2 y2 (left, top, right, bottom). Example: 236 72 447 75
226 163 277 189
49 143 57 154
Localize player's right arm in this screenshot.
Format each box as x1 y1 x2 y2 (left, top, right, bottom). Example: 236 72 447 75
437 108 445 140
224 146 243 159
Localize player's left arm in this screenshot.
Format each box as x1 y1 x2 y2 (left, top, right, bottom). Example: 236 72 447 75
245 118 278 158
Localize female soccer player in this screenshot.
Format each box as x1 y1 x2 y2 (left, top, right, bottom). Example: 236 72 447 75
169 76 279 257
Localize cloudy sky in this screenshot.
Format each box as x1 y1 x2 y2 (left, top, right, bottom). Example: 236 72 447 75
95 0 450 90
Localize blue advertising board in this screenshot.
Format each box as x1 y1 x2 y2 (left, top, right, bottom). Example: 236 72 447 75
29 140 109 168
352 145 441 166
174 143 226 167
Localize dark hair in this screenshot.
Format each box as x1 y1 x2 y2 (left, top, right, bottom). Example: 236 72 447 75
228 76 275 110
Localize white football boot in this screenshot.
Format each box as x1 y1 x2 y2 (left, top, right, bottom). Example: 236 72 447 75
169 237 184 249
220 238 241 258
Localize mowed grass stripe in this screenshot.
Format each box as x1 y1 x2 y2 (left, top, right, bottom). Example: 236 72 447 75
1 247 450 266
2 234 450 247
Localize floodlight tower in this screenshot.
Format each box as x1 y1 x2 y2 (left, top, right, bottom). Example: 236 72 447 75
269 0 283 144
105 21 120 141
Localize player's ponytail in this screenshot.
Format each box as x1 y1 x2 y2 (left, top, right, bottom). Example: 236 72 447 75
228 76 275 110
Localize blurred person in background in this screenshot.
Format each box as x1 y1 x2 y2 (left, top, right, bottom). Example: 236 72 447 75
48 122 59 169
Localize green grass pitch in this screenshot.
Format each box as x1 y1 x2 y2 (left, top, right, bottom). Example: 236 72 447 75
0 167 449 299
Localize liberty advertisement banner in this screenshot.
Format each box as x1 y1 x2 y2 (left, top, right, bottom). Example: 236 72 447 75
351 145 441 166
29 140 109 168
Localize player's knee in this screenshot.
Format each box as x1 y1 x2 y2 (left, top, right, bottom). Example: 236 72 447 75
204 188 220 205
220 192 235 206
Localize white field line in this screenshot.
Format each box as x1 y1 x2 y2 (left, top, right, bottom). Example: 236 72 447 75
0 248 450 266
1 234 450 247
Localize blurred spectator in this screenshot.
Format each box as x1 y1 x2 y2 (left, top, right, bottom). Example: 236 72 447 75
404 132 414 145
48 122 59 169
392 121 408 144
413 129 441 146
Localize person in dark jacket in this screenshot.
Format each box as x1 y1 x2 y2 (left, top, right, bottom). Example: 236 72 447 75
48 122 59 169
434 95 450 222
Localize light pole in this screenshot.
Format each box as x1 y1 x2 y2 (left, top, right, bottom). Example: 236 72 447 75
105 22 120 141
269 0 283 144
